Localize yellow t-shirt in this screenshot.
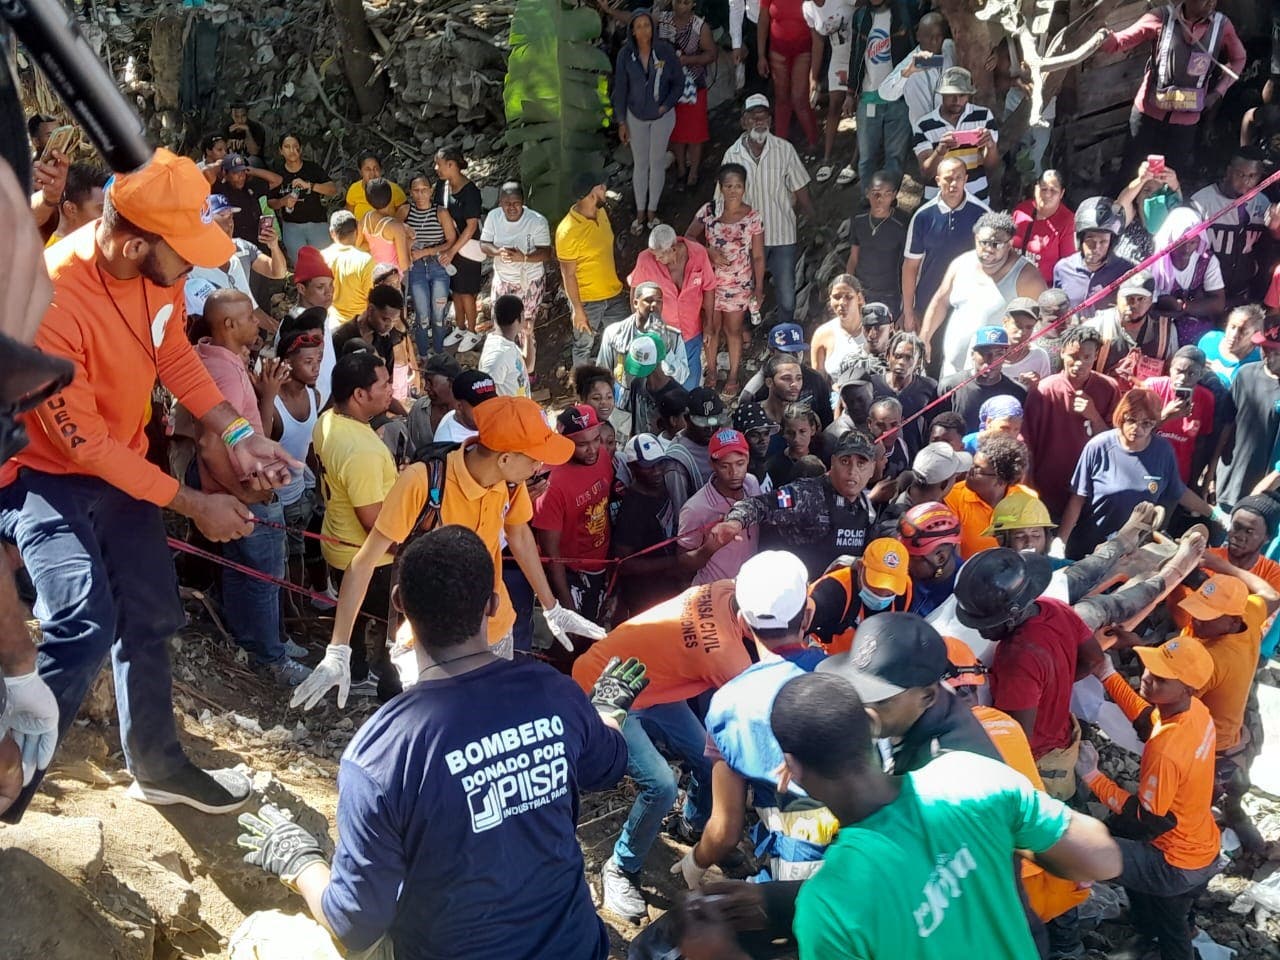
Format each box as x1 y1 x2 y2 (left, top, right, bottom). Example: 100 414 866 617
321 243 375 321
372 445 534 643
345 179 408 221
312 409 398 570
1194 593 1266 752
554 206 623 303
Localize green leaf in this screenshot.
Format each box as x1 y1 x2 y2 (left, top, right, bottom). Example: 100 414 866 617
503 0 610 216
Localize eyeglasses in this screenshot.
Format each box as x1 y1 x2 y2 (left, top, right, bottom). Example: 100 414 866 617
1122 417 1157 430
968 467 999 479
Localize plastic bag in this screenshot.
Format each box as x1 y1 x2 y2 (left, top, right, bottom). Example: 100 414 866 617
1229 867 1280 915
1191 929 1236 960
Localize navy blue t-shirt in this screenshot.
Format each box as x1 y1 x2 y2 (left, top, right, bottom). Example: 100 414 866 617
322 657 627 959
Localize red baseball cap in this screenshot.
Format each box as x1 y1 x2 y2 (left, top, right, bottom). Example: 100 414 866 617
708 428 750 460
108 148 235 268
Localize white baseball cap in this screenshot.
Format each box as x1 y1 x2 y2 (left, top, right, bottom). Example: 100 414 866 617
912 442 973 486
744 93 771 112
735 551 809 630
624 433 672 466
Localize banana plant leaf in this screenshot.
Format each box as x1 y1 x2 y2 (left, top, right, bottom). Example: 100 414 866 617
504 0 612 217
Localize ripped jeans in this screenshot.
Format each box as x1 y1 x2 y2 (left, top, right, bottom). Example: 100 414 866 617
408 256 452 355
1065 537 1169 631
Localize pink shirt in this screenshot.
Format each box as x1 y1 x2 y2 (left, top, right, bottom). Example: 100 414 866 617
627 238 718 340
194 340 262 495
677 474 761 584
1101 8 1245 126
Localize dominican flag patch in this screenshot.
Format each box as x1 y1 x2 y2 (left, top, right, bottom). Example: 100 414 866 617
776 489 793 509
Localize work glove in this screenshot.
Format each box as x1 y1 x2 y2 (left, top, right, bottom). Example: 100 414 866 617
544 602 607 652
1048 537 1066 559
289 645 351 711
590 656 650 725
2 671 58 785
670 849 709 889
237 804 327 890
1075 740 1100 781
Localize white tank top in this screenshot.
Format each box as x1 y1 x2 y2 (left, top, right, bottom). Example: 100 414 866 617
274 387 318 506
819 317 867 379
941 252 1027 377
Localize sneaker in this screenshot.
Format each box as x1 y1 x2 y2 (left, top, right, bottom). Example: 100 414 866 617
127 764 251 814
835 164 858 186
458 331 483 353
601 857 647 922
282 636 308 659
348 674 380 698
442 327 464 348
663 814 703 845
310 578 338 611
265 657 311 688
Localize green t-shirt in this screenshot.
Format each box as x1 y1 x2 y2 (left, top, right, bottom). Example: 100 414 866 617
794 751 1071 960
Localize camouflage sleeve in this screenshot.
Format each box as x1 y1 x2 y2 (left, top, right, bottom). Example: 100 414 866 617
725 479 826 536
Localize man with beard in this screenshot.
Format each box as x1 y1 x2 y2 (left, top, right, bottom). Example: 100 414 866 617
0 150 300 819
332 285 409 416
678 429 762 583
1087 270 1178 389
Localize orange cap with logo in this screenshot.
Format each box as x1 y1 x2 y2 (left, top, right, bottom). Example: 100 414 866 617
473 397 575 465
943 635 987 687
108 148 235 269
1135 636 1215 690
1177 575 1249 622
860 538 911 595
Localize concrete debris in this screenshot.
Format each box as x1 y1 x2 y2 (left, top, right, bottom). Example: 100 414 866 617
0 813 105 884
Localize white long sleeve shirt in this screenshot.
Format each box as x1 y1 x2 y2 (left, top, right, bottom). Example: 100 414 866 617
876 39 956 130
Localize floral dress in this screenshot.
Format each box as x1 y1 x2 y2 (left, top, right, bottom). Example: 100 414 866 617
696 202 763 312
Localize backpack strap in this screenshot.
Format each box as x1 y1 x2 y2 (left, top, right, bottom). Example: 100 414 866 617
411 456 449 535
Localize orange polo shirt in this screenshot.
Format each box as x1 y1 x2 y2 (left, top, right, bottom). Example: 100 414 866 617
1 225 224 506
572 581 751 709
374 443 533 643
1189 594 1266 752
1086 673 1220 871
946 481 1036 559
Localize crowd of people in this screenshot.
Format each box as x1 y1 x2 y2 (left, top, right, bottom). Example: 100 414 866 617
5 0 1280 959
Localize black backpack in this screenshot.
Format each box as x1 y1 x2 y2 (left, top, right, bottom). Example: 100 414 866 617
404 440 461 535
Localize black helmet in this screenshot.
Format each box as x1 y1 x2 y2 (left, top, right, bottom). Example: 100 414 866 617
954 548 1053 631
1075 196 1123 238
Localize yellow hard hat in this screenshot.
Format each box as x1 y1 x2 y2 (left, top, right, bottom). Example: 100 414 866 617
983 490 1053 537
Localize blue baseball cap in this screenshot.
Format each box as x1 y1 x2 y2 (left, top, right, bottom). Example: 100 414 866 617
973 326 1009 348
770 323 808 353
204 193 241 216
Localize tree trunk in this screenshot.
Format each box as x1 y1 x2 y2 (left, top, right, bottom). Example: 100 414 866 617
935 0 1004 107
329 0 387 119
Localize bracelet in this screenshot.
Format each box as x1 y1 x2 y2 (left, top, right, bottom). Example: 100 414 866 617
222 416 255 447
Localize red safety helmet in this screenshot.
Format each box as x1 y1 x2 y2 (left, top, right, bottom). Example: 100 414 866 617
898 502 962 557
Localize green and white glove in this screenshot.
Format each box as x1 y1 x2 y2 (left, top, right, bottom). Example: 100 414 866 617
590 656 649 725
237 804 327 890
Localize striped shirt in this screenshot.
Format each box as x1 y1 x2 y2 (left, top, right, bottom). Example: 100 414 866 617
719 133 812 247
912 103 999 203
406 202 445 249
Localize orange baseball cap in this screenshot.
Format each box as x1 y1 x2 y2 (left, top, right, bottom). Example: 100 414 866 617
1135 636 1214 690
943 635 987 687
108 148 235 269
1177 575 1249 622
860 538 910 595
474 397 574 465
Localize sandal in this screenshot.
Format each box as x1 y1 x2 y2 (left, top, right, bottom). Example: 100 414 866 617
629 218 645 236
722 380 740 398
815 164 834 183
835 165 858 186
646 215 663 230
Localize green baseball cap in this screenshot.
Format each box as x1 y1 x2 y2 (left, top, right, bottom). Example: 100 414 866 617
623 332 667 377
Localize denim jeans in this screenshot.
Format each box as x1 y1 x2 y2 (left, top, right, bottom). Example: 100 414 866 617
764 244 797 326
501 556 535 654
221 499 287 666
1116 838 1221 960
855 97 911 187
280 221 332 265
613 701 713 874
0 471 190 819
684 333 704 390
573 294 630 366
408 256 453 355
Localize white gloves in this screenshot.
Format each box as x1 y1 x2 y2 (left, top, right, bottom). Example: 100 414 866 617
290 645 352 711
1048 537 1066 559
670 849 708 889
1095 654 1117 682
2 671 58 785
543 603 606 652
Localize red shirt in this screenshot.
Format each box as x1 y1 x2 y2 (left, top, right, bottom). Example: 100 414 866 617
990 598 1091 758
1022 372 1119 521
1144 377 1214 483
533 456 614 571
1012 201 1076 284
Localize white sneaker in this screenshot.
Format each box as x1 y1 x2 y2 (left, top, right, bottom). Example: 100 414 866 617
442 327 464 348
282 636 308 659
458 331 483 353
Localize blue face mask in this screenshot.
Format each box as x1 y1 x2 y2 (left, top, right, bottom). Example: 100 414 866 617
859 585 894 612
